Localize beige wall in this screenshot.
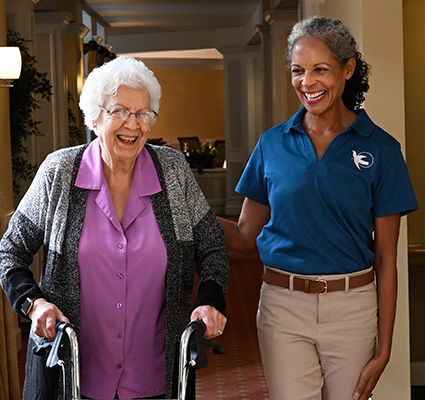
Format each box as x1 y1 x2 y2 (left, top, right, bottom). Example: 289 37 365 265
148 68 225 147
404 0 425 246
403 0 425 367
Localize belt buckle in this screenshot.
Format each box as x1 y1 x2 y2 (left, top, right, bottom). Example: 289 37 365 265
316 279 328 295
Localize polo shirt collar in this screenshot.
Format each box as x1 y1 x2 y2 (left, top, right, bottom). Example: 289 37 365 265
283 107 374 138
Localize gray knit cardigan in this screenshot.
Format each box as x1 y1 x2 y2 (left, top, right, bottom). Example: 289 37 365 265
0 142 229 399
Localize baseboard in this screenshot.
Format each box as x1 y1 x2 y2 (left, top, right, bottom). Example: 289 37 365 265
411 362 425 385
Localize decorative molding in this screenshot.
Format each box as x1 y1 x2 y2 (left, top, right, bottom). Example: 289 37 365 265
256 23 271 35
6 0 39 10
218 45 261 57
65 22 90 39
408 244 425 266
139 58 223 71
34 11 72 29
264 10 299 28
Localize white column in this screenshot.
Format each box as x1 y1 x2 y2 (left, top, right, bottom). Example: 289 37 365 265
220 46 262 216
6 0 38 38
256 23 274 132
264 10 299 126
34 12 71 164
5 0 39 49
65 22 90 139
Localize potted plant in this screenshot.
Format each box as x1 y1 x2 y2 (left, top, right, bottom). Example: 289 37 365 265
183 142 220 173
7 29 52 195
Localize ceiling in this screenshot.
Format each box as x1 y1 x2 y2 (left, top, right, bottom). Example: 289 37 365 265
84 0 263 37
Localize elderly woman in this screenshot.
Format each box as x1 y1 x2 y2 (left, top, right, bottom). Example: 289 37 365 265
218 16 417 400
0 56 229 400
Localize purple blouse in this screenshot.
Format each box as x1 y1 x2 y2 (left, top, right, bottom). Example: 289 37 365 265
75 139 167 399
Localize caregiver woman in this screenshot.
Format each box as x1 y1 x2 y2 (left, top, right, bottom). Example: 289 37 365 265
218 16 418 400
0 56 229 400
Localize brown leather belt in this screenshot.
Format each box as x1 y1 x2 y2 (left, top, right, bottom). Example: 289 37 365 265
262 267 375 295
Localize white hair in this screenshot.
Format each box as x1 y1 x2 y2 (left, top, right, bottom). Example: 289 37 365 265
79 56 162 130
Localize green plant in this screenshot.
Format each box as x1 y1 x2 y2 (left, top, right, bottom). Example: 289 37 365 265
7 29 52 195
68 92 84 146
183 142 219 174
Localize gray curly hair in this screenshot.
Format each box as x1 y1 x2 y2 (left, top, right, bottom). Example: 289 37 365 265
79 56 162 131
286 16 370 110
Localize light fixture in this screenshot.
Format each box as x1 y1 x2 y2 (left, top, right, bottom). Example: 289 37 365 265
0 47 22 88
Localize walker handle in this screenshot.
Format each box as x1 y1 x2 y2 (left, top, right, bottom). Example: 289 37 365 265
32 322 74 368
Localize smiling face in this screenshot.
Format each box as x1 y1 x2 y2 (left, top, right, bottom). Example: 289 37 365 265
290 37 355 117
95 86 152 168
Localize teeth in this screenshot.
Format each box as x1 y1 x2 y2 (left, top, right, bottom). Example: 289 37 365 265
305 91 325 100
117 135 137 143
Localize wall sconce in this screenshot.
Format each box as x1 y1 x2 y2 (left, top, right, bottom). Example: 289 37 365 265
0 47 22 88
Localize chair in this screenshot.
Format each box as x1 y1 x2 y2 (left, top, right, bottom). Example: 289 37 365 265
213 139 225 167
147 138 166 146
213 139 225 154
178 136 201 151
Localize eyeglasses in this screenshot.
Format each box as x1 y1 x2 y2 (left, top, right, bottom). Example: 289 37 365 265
98 105 158 124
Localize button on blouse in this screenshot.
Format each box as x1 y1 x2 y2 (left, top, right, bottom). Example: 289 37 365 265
75 139 167 399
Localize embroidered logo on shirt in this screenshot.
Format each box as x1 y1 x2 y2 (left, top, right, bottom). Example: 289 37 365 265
352 150 374 170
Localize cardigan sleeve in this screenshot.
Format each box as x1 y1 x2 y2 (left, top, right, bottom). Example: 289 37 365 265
0 160 51 317
181 156 229 313
142 144 230 317
192 280 227 316
0 146 81 318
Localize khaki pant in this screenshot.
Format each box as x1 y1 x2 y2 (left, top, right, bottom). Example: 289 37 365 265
257 268 377 400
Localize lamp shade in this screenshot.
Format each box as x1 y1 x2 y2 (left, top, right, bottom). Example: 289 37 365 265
0 47 22 80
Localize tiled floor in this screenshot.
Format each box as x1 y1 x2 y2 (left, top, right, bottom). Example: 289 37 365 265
196 250 269 399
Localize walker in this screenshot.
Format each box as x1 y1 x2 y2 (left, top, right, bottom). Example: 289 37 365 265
33 320 225 400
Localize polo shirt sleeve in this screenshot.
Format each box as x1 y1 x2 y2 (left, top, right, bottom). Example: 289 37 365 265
373 145 418 218
235 136 269 206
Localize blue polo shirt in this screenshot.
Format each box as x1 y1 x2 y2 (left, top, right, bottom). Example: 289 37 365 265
236 108 418 275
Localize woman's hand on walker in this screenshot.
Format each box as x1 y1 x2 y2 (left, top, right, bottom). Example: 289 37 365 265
28 298 70 340
353 355 389 400
191 305 227 340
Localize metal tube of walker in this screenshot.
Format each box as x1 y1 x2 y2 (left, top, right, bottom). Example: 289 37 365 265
64 325 81 400
177 324 195 400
